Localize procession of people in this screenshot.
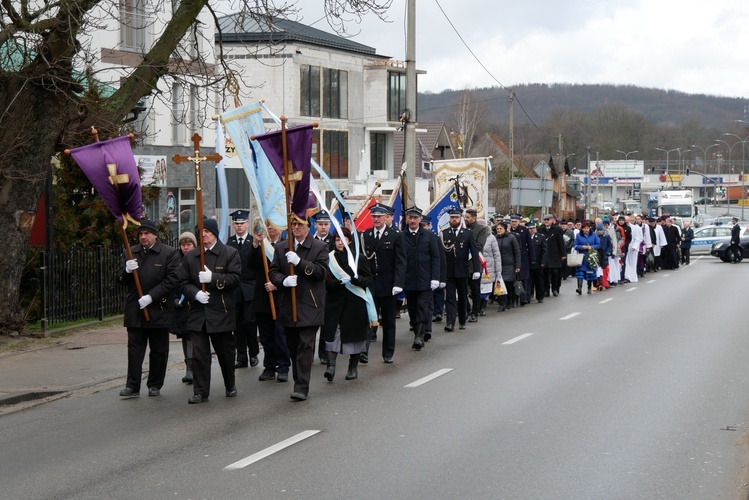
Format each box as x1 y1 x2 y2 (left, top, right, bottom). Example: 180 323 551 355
118 205 689 404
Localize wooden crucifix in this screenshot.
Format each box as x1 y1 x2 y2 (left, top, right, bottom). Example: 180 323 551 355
172 133 222 292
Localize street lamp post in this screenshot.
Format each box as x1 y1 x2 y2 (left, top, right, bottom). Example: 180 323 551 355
615 150 638 204
722 133 748 172
715 139 739 212
677 148 690 177
655 147 680 177
690 143 719 175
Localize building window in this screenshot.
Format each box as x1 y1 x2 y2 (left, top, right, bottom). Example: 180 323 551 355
322 68 348 119
370 132 388 173
388 71 406 122
300 64 320 117
120 0 146 50
322 130 348 179
220 169 250 208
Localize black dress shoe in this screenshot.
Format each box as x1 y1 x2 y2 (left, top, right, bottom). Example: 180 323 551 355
468 314 478 323
188 394 208 404
444 324 454 332
258 371 276 381
148 387 160 397
412 339 424 350
250 356 259 367
234 361 248 369
226 387 237 397
119 387 139 398
359 353 369 364
544 292 550 297
552 290 559 297
537 299 543 304
459 324 466 330
290 392 307 401
276 372 288 382
383 357 394 363
424 332 432 342
433 315 442 323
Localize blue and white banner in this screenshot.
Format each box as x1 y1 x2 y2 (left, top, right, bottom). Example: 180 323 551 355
425 186 460 235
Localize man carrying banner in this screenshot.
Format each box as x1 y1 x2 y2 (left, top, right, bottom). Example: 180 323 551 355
361 203 407 363
118 220 181 398
269 216 328 401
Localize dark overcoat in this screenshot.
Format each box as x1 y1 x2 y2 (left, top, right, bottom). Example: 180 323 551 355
441 227 481 278
530 232 548 270
179 241 241 333
227 234 257 303
268 234 329 328
322 249 373 344
510 225 536 280
403 228 441 291
248 241 278 315
361 226 406 296
538 223 566 268
119 239 180 329
496 233 521 283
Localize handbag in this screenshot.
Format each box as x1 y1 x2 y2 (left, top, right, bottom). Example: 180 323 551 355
514 279 525 296
567 249 584 267
493 276 507 296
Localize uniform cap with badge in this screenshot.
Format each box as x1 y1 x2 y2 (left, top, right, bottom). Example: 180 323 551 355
405 206 423 217
230 209 249 223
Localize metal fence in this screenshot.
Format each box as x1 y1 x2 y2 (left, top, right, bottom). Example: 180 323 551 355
41 246 127 330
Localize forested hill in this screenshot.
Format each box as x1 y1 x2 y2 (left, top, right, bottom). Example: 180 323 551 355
417 83 746 128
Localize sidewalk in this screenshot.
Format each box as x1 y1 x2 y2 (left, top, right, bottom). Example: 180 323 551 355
0 325 184 413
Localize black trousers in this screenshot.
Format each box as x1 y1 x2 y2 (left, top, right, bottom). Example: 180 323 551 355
530 268 545 301
406 290 432 328
681 247 691 265
256 311 290 374
285 326 317 396
445 277 469 326
543 267 562 294
469 277 481 315
235 303 259 364
190 327 236 398
126 327 169 391
367 295 397 360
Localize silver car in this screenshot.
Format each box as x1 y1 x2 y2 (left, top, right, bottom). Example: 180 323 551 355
690 224 748 254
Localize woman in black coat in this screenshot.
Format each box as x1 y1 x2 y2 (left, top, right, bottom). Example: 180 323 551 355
322 227 374 381
495 221 521 311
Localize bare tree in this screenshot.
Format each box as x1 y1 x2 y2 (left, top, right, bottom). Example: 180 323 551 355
0 0 390 333
449 89 484 157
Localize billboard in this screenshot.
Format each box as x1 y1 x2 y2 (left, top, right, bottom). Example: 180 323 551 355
589 160 644 178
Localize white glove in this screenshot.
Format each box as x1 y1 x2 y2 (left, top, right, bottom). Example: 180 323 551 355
439 282 446 289
472 272 481 280
283 275 298 287
430 280 440 291
392 286 403 295
286 251 301 266
138 294 152 309
199 265 212 284
125 259 138 273
195 290 210 304
340 278 351 285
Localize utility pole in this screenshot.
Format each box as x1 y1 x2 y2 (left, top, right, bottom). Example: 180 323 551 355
557 133 563 216
585 147 591 219
404 0 416 206
508 90 515 212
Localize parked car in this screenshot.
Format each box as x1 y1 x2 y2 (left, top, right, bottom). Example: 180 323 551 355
692 213 713 228
710 238 749 262
692 224 749 255
693 196 714 206
601 201 615 214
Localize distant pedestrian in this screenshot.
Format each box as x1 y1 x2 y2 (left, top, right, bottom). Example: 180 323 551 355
729 217 742 263
574 221 601 295
170 231 197 384
680 221 694 265
118 220 180 399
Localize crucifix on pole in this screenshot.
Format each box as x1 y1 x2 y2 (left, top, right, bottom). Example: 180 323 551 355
172 133 222 292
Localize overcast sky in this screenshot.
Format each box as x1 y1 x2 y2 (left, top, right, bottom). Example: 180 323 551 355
291 0 749 99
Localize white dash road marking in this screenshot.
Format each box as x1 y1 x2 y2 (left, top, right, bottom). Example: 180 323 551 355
502 333 534 345
560 312 580 320
404 368 454 388
663 274 671 277
647 280 656 283
224 430 320 470
599 298 613 304
625 287 637 292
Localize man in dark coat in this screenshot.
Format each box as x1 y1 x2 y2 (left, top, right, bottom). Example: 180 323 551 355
179 218 242 404
118 219 180 398
441 207 481 330
268 216 329 401
249 223 290 382
312 210 332 364
528 223 548 303
402 207 441 348
464 208 490 320
420 215 445 342
361 203 407 363
227 209 259 369
509 215 536 305
537 214 566 297
662 217 681 269
729 217 742 263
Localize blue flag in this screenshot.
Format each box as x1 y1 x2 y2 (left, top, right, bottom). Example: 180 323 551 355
425 186 460 235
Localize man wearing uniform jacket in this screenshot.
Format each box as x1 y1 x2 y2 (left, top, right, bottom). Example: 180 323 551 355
361 203 407 363
403 207 441 349
464 208 490 321
226 209 259 369
118 219 181 398
441 207 481 330
537 214 566 297
528 223 548 303
311 210 333 364
268 216 329 401
179 218 242 404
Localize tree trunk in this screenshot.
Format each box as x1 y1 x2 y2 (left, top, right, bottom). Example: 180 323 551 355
0 74 75 333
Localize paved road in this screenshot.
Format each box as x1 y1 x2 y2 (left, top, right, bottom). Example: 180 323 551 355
1 256 748 499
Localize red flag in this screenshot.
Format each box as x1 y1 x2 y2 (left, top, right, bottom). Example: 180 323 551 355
355 198 377 231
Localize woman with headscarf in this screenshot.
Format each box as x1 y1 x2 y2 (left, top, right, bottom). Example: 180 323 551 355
479 219 501 315
573 221 601 295
322 227 375 381
494 220 521 311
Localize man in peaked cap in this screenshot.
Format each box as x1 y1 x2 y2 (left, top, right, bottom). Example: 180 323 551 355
463 207 491 322
311 209 333 364
361 201 406 363
510 214 536 306
117 220 181 399
441 207 481 331
402 206 441 349
537 214 566 298
227 209 260 369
